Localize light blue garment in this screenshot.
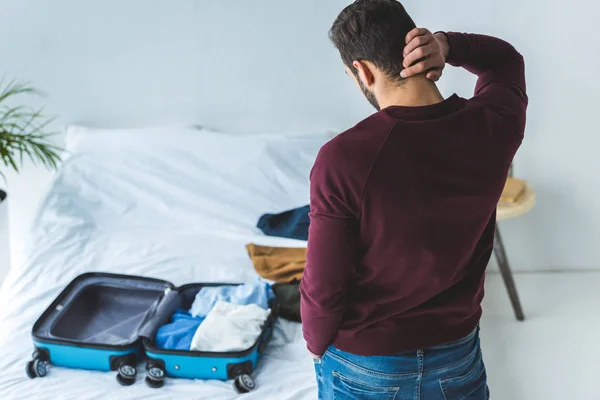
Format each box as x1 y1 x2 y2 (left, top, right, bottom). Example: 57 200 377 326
189 278 274 318
155 309 204 350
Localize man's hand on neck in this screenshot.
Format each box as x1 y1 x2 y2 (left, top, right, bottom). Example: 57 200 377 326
376 27 450 110
401 28 449 80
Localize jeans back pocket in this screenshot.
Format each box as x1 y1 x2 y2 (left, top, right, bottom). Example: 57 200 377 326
333 371 399 400
439 358 489 400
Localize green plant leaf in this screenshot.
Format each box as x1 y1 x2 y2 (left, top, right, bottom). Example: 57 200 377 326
0 80 61 174
4 151 19 172
0 80 42 104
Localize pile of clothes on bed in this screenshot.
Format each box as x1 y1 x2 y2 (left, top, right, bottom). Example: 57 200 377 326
156 279 273 352
157 205 311 352
247 205 312 322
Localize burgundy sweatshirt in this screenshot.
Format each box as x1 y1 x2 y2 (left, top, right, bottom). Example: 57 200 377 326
300 32 527 356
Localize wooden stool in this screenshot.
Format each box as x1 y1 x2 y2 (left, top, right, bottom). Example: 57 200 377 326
495 183 536 321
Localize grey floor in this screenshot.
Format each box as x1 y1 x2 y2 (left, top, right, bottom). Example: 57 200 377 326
481 271 600 400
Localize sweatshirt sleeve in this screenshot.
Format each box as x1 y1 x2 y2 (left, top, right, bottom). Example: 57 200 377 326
299 143 360 356
444 32 528 137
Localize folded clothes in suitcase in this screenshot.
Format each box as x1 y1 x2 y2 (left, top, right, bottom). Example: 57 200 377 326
27 272 277 393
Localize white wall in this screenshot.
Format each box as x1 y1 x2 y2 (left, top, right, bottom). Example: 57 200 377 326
0 0 597 272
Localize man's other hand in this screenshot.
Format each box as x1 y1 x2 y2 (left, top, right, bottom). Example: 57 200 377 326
401 28 449 81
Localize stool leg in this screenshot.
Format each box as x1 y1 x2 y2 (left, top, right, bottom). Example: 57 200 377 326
493 226 525 321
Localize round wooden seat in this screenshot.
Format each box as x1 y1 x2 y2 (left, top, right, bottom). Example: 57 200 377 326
497 183 536 221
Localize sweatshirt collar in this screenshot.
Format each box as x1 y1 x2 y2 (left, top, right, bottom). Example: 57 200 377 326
382 94 462 121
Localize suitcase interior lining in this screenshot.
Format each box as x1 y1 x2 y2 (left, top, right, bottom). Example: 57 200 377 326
51 284 164 345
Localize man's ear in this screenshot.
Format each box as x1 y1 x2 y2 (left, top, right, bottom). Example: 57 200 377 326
352 60 375 88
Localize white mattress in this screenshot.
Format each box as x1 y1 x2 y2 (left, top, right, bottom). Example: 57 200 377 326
0 127 331 399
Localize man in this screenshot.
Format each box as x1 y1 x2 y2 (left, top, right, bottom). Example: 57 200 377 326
299 0 527 399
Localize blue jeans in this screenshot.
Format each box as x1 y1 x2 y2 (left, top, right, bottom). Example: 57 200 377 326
313 328 489 400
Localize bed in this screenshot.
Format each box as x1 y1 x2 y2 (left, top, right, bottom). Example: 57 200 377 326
0 125 332 399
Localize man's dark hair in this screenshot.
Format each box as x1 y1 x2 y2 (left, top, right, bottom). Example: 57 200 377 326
329 0 416 84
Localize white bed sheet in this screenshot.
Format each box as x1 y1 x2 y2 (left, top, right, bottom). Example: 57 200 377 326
0 129 331 399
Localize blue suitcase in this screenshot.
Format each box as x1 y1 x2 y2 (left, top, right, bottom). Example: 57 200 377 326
27 272 277 393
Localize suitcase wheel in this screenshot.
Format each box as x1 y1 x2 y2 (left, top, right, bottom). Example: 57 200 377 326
145 365 165 389
233 373 256 394
116 364 137 386
26 358 47 379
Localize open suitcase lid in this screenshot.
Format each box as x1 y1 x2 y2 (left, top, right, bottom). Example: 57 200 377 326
32 272 179 350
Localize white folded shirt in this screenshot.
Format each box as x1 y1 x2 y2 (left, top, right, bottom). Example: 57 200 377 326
190 301 271 352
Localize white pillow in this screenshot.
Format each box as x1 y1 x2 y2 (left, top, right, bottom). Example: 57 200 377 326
57 125 335 231
64 125 334 164
65 124 334 152
64 124 203 154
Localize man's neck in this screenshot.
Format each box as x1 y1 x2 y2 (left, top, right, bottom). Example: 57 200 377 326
377 75 444 109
